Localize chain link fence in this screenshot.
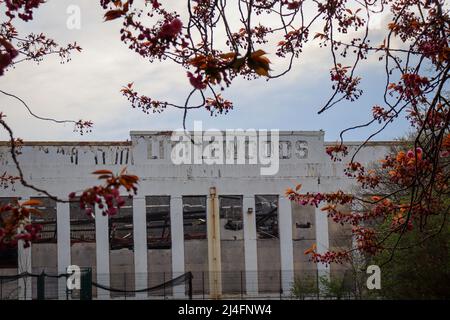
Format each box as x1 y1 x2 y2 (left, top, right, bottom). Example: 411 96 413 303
1 269 369 300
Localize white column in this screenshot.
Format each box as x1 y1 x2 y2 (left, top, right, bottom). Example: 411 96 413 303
133 197 148 299
17 237 32 300
315 206 330 289
243 195 258 296
278 196 294 295
57 201 71 300
95 205 110 299
207 187 222 299
170 196 185 298
17 197 31 300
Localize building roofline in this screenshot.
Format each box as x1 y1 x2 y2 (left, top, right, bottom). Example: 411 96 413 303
0 140 404 147
0 141 132 147
324 141 410 146
129 130 326 136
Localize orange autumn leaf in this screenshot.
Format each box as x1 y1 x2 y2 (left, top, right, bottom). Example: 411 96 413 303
189 55 207 68
104 9 125 22
120 175 139 184
396 151 406 162
120 166 128 175
21 199 43 206
92 169 113 175
304 243 317 255
285 187 294 196
248 50 271 77
321 204 336 212
97 175 112 180
219 52 237 60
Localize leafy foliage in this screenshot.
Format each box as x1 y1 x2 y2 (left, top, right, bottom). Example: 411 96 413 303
372 213 450 299
0 199 43 249
69 168 139 217
288 139 450 264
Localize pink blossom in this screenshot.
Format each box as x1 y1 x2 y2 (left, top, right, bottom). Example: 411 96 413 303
187 72 207 90
159 18 183 40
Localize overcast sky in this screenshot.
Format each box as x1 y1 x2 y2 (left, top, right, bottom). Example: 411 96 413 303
0 1 412 142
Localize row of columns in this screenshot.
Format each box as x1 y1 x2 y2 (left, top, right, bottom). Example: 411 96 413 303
16 193 330 299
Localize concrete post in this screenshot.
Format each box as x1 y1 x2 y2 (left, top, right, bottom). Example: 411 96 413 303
170 196 185 298
207 187 222 299
17 197 31 300
133 197 148 299
95 205 110 299
315 206 330 290
278 196 294 295
56 201 71 300
243 195 258 296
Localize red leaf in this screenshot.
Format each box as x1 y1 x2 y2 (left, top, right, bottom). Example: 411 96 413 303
104 10 124 22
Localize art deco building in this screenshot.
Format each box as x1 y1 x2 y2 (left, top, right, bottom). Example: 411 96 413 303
0 130 394 299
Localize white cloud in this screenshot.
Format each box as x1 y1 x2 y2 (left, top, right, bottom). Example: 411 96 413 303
0 0 410 142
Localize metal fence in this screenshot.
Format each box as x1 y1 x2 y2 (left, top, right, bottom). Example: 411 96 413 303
0 271 71 300
0 269 365 300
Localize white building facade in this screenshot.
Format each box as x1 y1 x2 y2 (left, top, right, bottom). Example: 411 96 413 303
0 130 394 299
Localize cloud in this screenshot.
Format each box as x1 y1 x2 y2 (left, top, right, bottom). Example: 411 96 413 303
0 1 410 142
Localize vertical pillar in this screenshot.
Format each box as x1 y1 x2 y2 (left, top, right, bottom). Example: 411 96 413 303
207 187 221 299
170 196 185 298
133 197 148 299
278 196 294 295
243 195 258 296
315 206 330 290
95 205 110 299
17 236 32 300
57 201 71 300
18 197 31 300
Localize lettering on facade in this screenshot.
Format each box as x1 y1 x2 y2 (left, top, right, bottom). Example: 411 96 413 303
147 138 309 160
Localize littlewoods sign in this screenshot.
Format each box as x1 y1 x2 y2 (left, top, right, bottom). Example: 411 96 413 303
169 122 308 176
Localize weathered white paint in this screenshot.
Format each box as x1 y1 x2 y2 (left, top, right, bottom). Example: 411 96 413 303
315 206 331 287
315 176 331 291
0 131 395 299
207 187 222 299
132 197 147 298
278 196 294 295
170 196 185 298
56 201 71 300
95 204 110 299
17 242 31 300
243 195 258 296
17 197 32 300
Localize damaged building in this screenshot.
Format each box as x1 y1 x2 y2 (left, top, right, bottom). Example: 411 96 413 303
0 130 394 299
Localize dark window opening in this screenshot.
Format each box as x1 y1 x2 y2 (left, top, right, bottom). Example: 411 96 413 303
70 199 95 243
182 196 207 240
219 195 243 233
109 197 133 250
31 197 57 243
255 195 279 239
146 196 171 249
0 197 19 268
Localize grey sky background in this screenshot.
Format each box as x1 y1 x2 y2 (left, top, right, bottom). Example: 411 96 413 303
0 1 412 142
